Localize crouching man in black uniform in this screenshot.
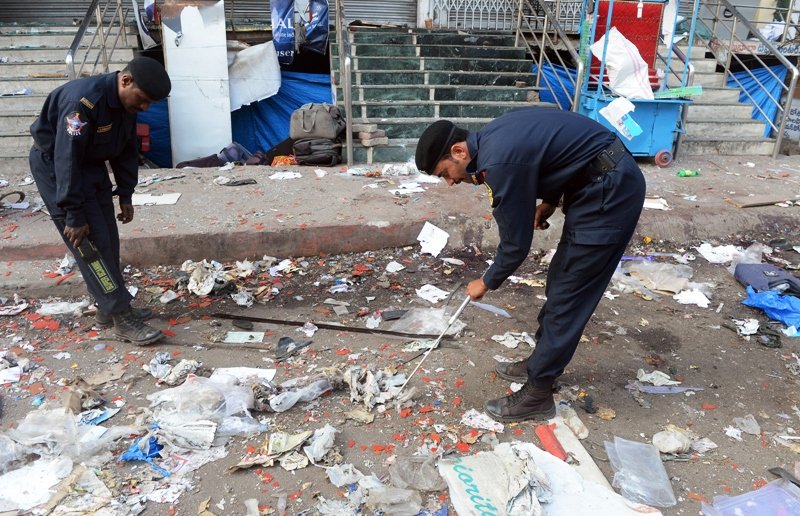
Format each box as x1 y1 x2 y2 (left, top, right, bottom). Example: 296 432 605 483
415 107 646 422
29 57 171 345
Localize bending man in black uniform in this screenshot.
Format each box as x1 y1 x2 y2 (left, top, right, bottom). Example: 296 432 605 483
415 107 646 422
30 57 171 346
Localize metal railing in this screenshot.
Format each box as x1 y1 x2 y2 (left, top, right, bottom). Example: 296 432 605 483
515 0 584 110
66 0 130 80
333 0 354 166
699 0 798 157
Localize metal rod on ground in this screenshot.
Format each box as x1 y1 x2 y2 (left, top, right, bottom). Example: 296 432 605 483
397 295 471 396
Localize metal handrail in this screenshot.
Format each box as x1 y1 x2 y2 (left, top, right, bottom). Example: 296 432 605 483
333 0 354 165
515 0 584 111
697 0 798 157
66 0 130 80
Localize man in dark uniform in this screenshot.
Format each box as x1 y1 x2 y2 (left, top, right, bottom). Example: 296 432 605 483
415 107 646 422
29 57 171 346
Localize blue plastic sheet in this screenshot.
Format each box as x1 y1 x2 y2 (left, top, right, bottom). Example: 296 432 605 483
532 63 576 110
231 71 333 153
137 98 172 168
119 431 171 477
726 65 788 137
742 285 800 329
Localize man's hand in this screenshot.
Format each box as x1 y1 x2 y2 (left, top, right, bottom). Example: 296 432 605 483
534 201 556 230
467 277 489 300
117 203 134 224
63 224 90 248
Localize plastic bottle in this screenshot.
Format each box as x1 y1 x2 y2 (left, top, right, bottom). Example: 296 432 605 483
676 169 699 177
558 402 589 439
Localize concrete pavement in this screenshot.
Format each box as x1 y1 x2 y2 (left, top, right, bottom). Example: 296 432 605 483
1 153 799 297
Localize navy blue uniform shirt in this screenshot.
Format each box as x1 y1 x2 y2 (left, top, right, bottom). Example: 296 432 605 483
465 107 616 290
30 72 138 228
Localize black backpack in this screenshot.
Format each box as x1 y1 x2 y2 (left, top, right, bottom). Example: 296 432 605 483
293 137 342 166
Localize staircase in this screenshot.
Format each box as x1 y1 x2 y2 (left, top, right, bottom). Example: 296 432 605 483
671 45 776 156
0 23 135 177
331 28 549 164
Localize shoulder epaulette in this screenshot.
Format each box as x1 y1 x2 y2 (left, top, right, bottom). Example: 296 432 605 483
80 97 95 110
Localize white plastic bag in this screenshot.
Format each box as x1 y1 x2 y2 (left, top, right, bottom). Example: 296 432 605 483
590 27 654 100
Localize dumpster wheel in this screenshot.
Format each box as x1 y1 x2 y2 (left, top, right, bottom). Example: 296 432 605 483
655 150 673 168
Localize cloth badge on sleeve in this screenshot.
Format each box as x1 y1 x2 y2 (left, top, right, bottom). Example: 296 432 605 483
65 112 87 136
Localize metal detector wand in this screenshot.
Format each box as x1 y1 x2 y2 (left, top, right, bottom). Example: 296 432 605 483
397 295 471 396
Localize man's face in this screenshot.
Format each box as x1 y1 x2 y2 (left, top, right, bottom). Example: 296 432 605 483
118 73 155 113
431 142 471 186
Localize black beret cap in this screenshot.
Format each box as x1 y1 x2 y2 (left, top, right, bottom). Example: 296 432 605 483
415 119 456 174
127 57 171 100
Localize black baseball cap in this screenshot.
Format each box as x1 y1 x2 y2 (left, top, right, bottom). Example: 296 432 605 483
415 119 457 174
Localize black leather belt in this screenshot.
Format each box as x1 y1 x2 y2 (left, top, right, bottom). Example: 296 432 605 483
589 136 627 173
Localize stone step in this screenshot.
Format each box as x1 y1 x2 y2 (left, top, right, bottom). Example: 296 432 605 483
685 102 753 120
0 46 135 61
334 69 534 87
333 31 518 47
685 119 767 137
352 117 492 139
351 43 527 60
334 55 532 73
0 94 47 111
0 58 129 76
693 87 742 103
657 44 711 60
0 24 137 34
681 135 775 155
0 28 137 47
0 156 30 175
352 138 417 164
667 71 724 87
347 100 542 119
0 112 38 133
1 77 68 94
0 134 34 157
345 84 539 102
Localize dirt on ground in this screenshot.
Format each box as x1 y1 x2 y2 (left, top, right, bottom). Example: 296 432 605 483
2 235 800 515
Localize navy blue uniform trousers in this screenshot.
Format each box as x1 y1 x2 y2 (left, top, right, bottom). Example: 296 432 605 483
527 153 646 385
30 147 133 314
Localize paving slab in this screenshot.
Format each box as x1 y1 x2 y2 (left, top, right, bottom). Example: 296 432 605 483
1 153 799 297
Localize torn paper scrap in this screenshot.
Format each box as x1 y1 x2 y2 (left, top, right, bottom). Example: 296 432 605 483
131 193 181 206
460 408 505 433
416 284 450 304
417 221 449 257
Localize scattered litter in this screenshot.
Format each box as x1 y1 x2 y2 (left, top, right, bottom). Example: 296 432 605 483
673 289 711 308
416 284 450 303
296 321 318 338
558 403 589 439
724 426 743 441
637 369 681 386
733 414 761 435
460 408 504 433
224 331 265 344
733 318 760 336
209 367 276 384
643 197 671 210
276 336 312 360
691 437 718 454
386 261 405 273
652 425 693 454
492 332 536 349
269 171 302 180
160 290 178 304
302 424 338 464
742 286 800 330
701 479 800 515
230 290 254 307
695 243 742 264
442 257 465 266
417 222 449 257
605 436 677 507
131 193 181 205
58 253 76 275
36 300 90 316
389 182 426 196
0 302 28 316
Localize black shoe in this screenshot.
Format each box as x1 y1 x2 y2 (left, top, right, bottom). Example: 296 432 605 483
112 309 163 346
484 382 556 423
495 359 529 382
96 306 152 327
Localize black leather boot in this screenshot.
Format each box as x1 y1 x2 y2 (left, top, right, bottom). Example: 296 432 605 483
96 306 153 327
484 382 556 422
495 359 528 382
113 309 163 346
